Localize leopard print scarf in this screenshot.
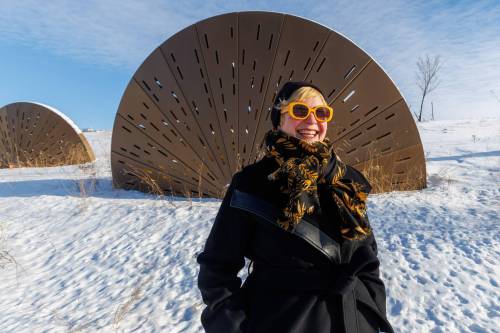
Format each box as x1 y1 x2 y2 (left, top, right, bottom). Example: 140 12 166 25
264 129 372 241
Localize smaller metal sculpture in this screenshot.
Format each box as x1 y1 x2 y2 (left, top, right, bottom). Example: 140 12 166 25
0 102 95 168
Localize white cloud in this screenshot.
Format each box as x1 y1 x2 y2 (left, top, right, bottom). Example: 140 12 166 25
0 0 278 68
0 1 191 68
309 0 500 120
1 0 499 119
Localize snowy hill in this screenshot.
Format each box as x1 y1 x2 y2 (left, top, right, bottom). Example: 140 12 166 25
0 119 499 333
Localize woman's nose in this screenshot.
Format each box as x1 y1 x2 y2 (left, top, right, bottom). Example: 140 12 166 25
305 111 318 124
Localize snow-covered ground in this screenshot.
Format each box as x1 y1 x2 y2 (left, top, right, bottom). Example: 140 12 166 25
0 119 499 333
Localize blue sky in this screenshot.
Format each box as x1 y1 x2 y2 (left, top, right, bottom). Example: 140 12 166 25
1 0 499 129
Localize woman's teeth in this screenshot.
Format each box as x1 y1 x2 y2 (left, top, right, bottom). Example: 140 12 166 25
297 129 318 138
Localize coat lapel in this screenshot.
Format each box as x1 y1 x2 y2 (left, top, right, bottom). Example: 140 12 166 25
230 189 342 264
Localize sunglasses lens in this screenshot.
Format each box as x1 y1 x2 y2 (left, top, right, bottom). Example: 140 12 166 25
291 104 309 118
315 107 332 121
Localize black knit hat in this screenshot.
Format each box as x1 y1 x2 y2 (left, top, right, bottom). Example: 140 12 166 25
271 81 325 129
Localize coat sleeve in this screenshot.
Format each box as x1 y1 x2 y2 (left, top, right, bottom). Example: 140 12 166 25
356 232 390 322
196 175 254 333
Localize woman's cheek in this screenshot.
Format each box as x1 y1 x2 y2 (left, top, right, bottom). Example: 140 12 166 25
319 123 327 140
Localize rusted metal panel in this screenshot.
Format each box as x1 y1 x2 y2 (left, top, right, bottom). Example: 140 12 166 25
333 99 421 165
195 13 240 174
236 12 284 167
251 14 331 161
327 61 403 139
111 114 221 195
305 31 372 106
132 49 226 183
159 25 231 181
114 80 223 185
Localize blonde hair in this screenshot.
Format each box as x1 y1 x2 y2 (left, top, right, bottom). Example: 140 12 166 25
276 86 327 124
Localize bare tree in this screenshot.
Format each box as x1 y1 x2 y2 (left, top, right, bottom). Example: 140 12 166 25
415 55 442 122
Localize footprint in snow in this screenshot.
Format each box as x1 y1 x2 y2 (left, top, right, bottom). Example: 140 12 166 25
416 275 428 285
456 294 469 304
468 324 488 333
390 300 403 316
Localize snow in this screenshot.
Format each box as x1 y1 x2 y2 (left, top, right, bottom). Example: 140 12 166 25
0 118 499 333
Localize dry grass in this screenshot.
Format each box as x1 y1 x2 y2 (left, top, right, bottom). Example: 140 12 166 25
119 158 223 202
196 162 206 200
49 307 97 333
1 142 92 169
3 141 101 205
0 224 16 268
125 165 166 197
0 248 17 269
75 163 98 197
72 162 99 212
121 164 179 208
354 147 426 194
112 276 153 331
0 223 23 286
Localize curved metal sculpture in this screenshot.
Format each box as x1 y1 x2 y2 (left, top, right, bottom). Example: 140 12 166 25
0 102 95 168
112 11 426 197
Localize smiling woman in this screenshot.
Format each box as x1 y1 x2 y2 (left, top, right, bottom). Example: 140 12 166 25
197 81 395 333
273 82 330 143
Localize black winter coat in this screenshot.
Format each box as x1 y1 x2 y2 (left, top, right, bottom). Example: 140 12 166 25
197 156 394 333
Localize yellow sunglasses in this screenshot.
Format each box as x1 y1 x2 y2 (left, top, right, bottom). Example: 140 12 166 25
281 101 334 122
